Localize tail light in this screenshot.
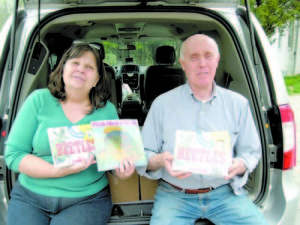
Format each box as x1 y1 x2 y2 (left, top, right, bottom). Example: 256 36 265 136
279 104 296 170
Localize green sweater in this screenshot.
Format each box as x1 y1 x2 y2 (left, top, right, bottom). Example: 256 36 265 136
5 89 118 198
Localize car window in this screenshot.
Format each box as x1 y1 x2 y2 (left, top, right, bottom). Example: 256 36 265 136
102 39 182 67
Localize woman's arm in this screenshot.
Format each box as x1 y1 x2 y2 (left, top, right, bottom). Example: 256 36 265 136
18 154 94 178
5 91 93 178
5 92 41 172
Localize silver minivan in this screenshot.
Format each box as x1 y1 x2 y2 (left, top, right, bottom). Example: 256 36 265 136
0 0 298 224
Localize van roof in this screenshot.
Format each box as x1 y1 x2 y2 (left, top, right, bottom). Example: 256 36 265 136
23 0 239 10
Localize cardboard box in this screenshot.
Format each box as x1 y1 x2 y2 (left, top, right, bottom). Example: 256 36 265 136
139 176 158 200
107 171 139 203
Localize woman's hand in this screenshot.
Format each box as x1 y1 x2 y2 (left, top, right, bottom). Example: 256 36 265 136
53 156 95 178
113 158 135 180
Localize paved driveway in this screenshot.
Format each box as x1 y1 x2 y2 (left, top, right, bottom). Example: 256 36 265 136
288 95 300 224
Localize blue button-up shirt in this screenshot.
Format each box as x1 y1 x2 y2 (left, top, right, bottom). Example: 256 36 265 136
137 82 261 195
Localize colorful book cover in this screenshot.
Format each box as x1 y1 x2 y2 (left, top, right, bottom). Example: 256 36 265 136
47 124 96 168
91 119 147 171
172 130 232 177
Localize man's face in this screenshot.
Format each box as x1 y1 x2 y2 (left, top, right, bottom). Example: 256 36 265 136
179 36 220 91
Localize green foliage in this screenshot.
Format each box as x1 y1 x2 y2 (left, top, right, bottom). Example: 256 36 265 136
240 0 300 37
284 74 300 95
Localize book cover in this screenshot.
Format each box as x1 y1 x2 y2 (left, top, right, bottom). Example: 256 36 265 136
47 124 96 168
172 130 232 177
91 119 147 171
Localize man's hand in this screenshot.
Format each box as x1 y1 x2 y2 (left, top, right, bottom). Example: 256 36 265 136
113 158 135 180
162 152 192 179
225 158 246 180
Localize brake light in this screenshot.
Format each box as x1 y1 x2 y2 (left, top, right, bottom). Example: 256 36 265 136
279 104 296 170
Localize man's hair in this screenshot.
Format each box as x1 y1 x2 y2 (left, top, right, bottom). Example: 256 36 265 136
179 34 220 60
48 43 111 113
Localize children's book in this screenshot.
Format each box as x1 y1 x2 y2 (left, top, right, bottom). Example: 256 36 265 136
91 119 147 171
172 130 232 177
47 124 96 168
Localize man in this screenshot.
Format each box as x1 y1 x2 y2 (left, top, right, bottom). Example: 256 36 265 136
137 34 268 224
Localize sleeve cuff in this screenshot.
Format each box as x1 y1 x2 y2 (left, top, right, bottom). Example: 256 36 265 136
8 154 27 173
236 156 257 173
136 151 162 180
230 169 250 195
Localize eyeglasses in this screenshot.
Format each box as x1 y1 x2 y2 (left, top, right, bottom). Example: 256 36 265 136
73 40 101 50
73 41 105 60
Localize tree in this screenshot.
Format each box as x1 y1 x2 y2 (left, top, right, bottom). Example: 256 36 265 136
241 0 300 37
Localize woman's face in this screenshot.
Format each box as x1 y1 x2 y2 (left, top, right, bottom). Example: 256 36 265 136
63 51 99 94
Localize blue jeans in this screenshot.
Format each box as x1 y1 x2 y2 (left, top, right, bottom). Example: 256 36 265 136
7 181 112 225
150 181 269 225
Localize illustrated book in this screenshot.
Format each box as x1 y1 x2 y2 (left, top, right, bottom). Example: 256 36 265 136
47 124 96 168
91 119 147 171
172 130 232 177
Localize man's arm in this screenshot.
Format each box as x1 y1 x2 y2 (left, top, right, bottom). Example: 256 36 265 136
227 100 261 180
136 98 164 179
148 151 192 179
147 153 164 171
225 158 246 179
137 96 192 179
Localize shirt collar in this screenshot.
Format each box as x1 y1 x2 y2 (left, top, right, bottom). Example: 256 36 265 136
184 81 218 105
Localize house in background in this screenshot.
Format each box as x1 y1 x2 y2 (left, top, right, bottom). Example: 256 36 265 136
271 20 300 76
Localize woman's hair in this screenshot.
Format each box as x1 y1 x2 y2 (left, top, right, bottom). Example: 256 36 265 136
48 43 111 113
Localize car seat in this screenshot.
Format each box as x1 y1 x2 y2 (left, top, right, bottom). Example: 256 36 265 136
142 45 185 113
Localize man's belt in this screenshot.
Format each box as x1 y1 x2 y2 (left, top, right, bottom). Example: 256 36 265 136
164 180 214 194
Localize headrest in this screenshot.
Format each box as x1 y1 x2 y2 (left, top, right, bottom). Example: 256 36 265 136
156 46 175 65
89 42 105 60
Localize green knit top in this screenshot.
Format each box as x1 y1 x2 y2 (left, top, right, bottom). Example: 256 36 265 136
5 88 118 198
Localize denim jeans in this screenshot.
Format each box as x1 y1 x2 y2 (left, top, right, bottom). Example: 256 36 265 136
7 181 112 225
150 181 269 225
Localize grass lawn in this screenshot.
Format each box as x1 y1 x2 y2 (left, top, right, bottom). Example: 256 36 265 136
284 74 300 95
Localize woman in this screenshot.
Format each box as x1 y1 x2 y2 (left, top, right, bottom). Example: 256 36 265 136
5 43 135 225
